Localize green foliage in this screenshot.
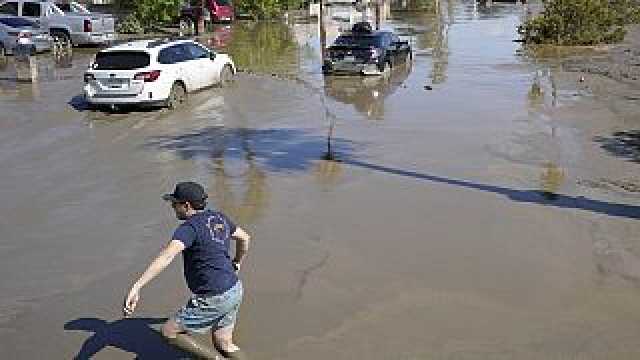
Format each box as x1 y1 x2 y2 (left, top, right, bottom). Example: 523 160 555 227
401 0 437 12
234 0 305 19
116 13 144 34
518 0 640 45
115 0 183 28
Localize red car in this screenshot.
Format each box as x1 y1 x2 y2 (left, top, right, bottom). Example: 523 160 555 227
180 0 234 33
210 0 234 22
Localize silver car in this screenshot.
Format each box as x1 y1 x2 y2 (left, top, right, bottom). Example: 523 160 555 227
0 16 51 55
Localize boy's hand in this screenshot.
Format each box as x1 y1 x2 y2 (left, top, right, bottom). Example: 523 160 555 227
232 260 241 274
123 287 140 317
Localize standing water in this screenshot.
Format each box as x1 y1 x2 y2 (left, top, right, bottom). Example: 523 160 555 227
1 1 639 359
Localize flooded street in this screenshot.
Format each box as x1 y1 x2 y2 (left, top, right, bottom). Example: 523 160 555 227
2 1 640 359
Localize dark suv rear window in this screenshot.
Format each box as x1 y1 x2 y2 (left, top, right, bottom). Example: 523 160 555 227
93 51 150 70
334 35 384 48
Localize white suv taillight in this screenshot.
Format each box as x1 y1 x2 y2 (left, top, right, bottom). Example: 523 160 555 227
134 70 161 82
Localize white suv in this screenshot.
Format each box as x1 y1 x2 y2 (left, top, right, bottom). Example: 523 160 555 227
83 38 235 109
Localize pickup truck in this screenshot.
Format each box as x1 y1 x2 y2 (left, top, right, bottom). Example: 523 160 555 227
0 0 115 46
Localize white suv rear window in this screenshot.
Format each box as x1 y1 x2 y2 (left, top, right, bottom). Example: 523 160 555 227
93 51 150 70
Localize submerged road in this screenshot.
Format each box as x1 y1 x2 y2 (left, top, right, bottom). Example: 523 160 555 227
1 1 640 359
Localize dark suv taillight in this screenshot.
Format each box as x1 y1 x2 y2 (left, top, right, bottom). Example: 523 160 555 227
84 19 92 33
17 31 32 39
134 70 161 82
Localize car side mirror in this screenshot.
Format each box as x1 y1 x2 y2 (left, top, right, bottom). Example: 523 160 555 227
209 51 216 60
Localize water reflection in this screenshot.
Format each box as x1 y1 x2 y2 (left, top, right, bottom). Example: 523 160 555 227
208 130 270 226
431 0 453 84
594 130 640 164
146 127 357 224
391 0 439 12
539 162 565 200
323 61 412 119
0 48 89 86
0 80 41 101
204 21 300 75
206 25 233 48
0 54 7 70
476 0 528 19
52 49 74 69
388 5 450 84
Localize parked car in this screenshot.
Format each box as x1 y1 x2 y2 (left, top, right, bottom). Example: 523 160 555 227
83 38 236 109
0 15 51 55
179 0 234 33
323 22 412 76
0 0 115 46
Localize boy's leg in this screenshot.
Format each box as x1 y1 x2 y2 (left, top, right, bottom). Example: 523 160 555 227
212 323 238 353
212 324 248 359
162 318 219 360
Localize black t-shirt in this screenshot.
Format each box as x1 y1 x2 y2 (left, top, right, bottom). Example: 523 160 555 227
172 210 238 295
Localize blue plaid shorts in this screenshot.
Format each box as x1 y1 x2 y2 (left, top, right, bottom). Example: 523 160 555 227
174 281 243 334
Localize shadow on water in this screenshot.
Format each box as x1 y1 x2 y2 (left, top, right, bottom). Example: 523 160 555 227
68 95 91 112
145 127 357 173
594 130 640 164
68 94 167 117
338 159 640 220
64 317 188 359
148 124 639 220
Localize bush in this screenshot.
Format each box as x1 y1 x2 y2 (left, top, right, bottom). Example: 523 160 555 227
518 0 640 45
115 0 182 28
235 0 305 19
116 13 144 34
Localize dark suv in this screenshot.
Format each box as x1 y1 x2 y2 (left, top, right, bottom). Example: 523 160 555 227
323 22 412 76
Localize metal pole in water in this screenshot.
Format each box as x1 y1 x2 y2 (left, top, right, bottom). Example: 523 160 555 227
375 0 380 30
319 0 326 61
14 43 37 82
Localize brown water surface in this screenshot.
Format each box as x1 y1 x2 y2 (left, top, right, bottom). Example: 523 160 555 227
1 1 640 359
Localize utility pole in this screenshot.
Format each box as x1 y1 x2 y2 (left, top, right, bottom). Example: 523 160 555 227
375 0 380 30
319 0 326 60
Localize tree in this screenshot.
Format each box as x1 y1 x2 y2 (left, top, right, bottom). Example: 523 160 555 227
234 0 305 19
116 0 183 28
518 0 640 45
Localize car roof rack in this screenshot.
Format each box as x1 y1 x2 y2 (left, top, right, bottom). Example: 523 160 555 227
145 36 194 48
352 21 373 33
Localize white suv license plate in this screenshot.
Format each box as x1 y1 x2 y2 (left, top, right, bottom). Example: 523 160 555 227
106 78 128 89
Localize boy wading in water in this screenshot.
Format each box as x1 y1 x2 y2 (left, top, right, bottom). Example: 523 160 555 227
123 182 251 359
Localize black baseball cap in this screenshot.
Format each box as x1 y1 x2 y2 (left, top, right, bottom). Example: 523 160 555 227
162 182 208 204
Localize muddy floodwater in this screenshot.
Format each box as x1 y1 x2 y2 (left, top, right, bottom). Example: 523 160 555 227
2 1 640 359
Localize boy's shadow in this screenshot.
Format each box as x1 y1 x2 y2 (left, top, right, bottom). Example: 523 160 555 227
65 317 190 359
